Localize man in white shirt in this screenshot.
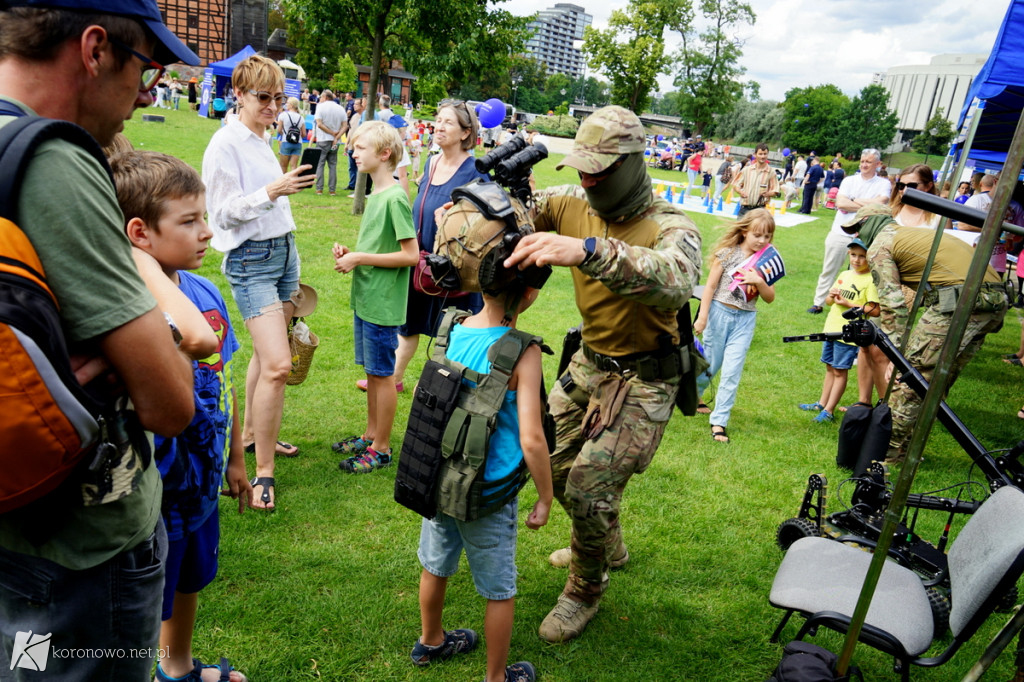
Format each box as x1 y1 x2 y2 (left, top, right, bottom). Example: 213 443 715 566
313 89 347 195
793 155 807 189
808 148 890 313
960 173 997 230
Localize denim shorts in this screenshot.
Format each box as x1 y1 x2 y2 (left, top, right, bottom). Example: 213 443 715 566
222 233 300 321
418 498 518 600
279 140 303 157
161 511 219 620
821 340 858 370
354 314 398 377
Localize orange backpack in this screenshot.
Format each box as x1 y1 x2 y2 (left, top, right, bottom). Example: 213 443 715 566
0 114 110 513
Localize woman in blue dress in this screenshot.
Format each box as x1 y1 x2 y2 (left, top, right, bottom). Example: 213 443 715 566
390 100 488 391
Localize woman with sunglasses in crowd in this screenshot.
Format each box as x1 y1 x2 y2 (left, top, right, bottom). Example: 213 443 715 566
890 163 939 228
387 99 488 393
203 55 317 509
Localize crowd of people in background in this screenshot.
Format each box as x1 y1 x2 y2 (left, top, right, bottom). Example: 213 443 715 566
1 3 1021 678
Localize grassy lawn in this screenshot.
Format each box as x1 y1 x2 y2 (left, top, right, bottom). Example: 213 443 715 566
124 108 1024 681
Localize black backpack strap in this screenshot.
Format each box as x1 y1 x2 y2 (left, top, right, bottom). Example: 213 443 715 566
0 108 112 222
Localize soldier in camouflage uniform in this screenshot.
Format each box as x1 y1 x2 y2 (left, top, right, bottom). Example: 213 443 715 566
841 204 1008 460
505 105 702 643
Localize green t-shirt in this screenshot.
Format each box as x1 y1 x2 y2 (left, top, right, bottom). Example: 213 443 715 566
351 183 416 326
0 105 161 570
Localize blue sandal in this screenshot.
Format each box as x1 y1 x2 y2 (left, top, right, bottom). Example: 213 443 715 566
155 657 248 682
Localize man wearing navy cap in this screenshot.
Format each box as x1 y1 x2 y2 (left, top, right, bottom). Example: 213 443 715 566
0 2 198 678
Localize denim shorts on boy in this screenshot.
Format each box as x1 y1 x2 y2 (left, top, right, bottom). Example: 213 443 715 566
279 140 303 157
353 313 398 377
160 511 219 620
0 522 166 679
222 233 300 321
418 498 518 600
820 339 858 370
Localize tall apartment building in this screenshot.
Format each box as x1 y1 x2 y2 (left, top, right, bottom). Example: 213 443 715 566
525 3 592 80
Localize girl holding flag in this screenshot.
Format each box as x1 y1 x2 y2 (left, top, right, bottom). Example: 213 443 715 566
694 208 780 443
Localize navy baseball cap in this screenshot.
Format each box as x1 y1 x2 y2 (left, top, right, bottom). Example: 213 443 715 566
6 0 200 65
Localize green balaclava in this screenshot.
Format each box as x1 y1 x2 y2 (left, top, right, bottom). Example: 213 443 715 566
584 152 652 222
556 105 652 222
855 214 896 249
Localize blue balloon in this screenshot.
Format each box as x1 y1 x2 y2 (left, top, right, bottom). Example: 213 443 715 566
803 103 809 107
478 98 505 129
782 148 791 157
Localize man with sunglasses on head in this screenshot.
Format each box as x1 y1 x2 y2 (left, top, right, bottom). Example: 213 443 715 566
0 1 198 679
807 148 890 314
504 105 702 644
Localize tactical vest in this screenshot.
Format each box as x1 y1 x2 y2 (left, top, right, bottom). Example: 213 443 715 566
394 308 551 522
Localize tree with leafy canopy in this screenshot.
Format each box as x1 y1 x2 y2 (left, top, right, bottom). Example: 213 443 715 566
715 97 784 145
283 0 530 213
781 84 849 153
911 107 956 156
328 54 358 96
828 84 899 158
669 0 755 136
583 0 688 113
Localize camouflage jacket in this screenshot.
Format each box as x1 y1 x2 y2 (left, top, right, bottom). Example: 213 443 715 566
534 185 701 310
533 185 701 355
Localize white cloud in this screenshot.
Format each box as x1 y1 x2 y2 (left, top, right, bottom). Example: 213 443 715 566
503 0 1008 102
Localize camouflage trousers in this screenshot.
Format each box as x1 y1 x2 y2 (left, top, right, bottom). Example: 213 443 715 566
890 293 1006 451
548 350 678 605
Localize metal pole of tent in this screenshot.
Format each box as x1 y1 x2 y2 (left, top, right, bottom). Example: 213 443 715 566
835 104 1024 678
960 606 1024 682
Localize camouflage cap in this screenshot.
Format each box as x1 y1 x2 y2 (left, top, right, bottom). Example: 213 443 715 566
556 105 646 173
840 203 893 230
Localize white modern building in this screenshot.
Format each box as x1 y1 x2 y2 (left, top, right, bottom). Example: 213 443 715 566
525 3 592 79
876 53 987 147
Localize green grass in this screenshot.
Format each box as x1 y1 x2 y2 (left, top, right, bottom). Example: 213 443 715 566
124 108 1024 681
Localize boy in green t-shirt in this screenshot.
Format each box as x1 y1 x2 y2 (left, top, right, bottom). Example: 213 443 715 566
798 238 879 423
331 121 419 472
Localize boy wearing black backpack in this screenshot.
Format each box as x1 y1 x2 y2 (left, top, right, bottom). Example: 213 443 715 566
410 253 553 682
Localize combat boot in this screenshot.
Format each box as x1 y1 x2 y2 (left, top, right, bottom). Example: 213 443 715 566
538 594 599 643
547 545 629 569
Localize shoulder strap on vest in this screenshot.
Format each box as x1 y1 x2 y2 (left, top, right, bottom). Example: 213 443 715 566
431 306 471 363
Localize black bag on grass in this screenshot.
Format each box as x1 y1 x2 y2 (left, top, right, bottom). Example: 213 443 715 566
837 401 891 476
766 641 862 682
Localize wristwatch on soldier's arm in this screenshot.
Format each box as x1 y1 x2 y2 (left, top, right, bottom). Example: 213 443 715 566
581 236 597 266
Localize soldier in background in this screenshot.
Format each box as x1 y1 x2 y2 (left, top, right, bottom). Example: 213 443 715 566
505 105 702 643
840 204 1008 462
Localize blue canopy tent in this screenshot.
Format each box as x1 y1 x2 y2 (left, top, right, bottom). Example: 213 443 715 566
198 45 256 118
953 0 1024 176
197 46 301 121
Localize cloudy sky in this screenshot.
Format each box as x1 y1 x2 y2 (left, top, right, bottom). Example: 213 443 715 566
508 0 1010 101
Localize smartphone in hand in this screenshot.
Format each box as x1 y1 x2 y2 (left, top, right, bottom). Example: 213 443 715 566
300 147 322 173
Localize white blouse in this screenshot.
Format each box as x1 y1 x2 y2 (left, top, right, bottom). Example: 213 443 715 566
202 119 297 253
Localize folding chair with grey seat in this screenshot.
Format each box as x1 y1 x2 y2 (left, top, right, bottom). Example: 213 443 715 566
768 485 1024 681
